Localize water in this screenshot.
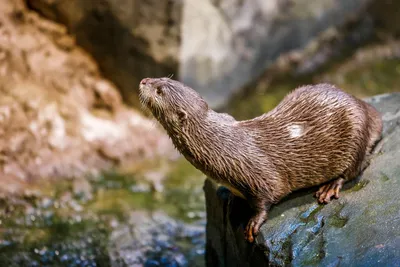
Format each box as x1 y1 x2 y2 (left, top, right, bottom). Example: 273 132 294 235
0 159 206 267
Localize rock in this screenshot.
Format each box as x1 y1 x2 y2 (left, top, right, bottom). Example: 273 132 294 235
0 0 175 194
225 0 400 119
27 0 373 108
204 92 400 266
180 0 373 107
27 0 181 107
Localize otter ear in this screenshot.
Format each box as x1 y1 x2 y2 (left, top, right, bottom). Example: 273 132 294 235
177 109 187 125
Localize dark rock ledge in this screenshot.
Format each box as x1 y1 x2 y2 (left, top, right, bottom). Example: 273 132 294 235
204 93 400 267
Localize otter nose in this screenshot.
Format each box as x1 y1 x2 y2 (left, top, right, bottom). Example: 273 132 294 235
140 78 152 85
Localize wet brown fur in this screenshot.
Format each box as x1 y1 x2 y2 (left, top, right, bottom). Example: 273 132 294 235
139 77 383 243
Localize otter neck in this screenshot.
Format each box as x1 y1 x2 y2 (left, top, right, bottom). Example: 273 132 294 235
170 110 243 183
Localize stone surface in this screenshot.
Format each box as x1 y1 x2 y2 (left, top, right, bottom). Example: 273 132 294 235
181 0 371 107
28 0 373 108
0 0 175 194
27 0 182 107
204 92 400 266
225 0 400 119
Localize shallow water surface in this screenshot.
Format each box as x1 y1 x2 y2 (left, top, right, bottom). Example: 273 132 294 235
0 159 206 267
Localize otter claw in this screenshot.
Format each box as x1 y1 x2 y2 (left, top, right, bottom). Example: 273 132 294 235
244 220 256 243
315 178 345 204
244 211 267 243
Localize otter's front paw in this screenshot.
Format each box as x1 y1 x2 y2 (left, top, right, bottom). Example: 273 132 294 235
244 212 267 243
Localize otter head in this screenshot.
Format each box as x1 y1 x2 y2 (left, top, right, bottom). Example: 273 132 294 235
139 77 209 133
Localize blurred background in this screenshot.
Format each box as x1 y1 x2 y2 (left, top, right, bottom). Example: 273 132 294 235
0 0 399 266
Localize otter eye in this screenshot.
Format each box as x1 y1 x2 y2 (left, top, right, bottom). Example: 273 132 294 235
156 87 163 95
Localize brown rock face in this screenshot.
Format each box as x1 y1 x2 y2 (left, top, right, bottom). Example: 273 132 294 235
27 0 182 107
0 0 175 193
28 0 376 109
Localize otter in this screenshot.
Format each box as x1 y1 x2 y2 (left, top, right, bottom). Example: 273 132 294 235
139 77 382 243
